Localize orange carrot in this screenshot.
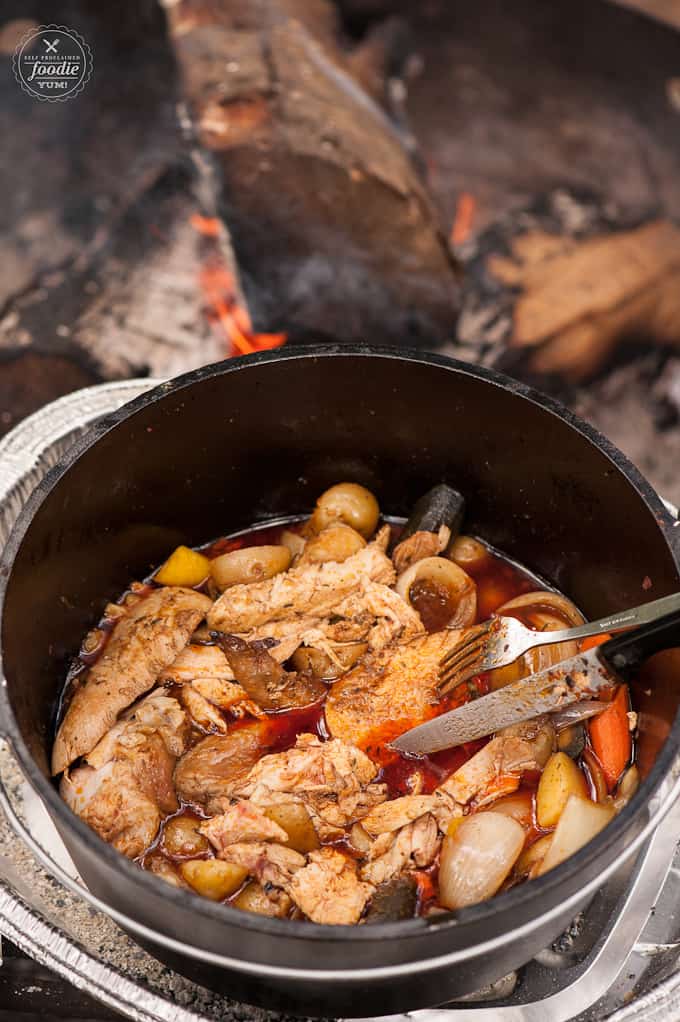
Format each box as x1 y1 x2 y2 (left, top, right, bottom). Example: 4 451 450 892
580 632 613 652
588 685 632 791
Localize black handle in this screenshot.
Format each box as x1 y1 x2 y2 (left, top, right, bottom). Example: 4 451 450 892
600 608 680 679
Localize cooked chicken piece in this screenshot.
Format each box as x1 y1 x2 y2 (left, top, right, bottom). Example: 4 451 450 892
214 633 326 711
229 734 387 840
333 582 424 650
498 715 555 768
61 728 179 859
161 643 237 684
392 526 450 574
52 587 211 774
361 813 440 886
237 582 419 671
86 691 190 768
437 736 539 806
174 721 271 807
207 527 394 633
325 629 459 747
360 795 448 836
192 677 263 719
219 842 306 888
161 638 301 683
179 685 228 734
200 802 288 850
288 848 374 925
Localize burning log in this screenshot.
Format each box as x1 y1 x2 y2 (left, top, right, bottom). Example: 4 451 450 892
487 220 680 382
167 0 460 347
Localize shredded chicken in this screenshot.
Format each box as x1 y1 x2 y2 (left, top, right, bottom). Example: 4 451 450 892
333 581 424 650
361 814 440 886
325 629 460 747
52 587 211 774
174 722 271 807
392 526 451 574
200 802 288 849
87 691 190 767
207 527 394 632
61 693 188 858
360 795 451 836
229 734 387 840
437 736 539 806
178 685 228 733
160 643 272 718
219 842 306 888
288 848 374 925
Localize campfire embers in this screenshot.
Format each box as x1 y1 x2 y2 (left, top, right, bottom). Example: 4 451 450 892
1 0 680 496
191 216 286 357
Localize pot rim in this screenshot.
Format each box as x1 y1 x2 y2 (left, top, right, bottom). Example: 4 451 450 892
1 344 679 957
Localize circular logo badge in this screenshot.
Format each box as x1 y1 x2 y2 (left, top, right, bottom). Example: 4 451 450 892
12 24 92 103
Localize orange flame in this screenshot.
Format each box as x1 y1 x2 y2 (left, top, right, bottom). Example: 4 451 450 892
189 213 221 238
450 192 476 246
191 215 286 357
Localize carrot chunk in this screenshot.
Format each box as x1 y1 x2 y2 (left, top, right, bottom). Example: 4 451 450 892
588 685 632 791
580 632 614 652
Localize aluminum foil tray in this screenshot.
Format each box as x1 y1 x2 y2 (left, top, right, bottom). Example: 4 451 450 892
2 380 680 1022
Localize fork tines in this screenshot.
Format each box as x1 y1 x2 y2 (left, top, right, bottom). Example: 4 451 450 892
438 619 494 695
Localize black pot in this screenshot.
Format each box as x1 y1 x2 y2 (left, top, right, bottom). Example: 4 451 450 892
2 347 680 1017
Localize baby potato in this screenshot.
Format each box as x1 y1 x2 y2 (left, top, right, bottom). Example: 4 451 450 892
162 815 209 858
179 859 248 901
233 882 291 918
210 545 291 591
310 482 379 538
536 752 588 829
264 803 320 853
155 546 210 587
298 524 366 565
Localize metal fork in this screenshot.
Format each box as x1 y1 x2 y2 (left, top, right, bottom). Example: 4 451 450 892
437 590 680 695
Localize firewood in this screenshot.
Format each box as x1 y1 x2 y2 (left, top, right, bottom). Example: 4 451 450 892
487 221 680 381
167 0 460 347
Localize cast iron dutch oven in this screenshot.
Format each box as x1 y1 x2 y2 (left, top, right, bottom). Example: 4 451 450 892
1 347 680 1016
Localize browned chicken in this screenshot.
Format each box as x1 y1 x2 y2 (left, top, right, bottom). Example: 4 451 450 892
178 686 229 734
288 848 374 925
60 692 188 858
215 633 326 710
52 587 211 774
200 802 288 849
360 795 452 836
325 629 459 747
219 842 306 888
438 735 541 806
207 527 394 632
174 721 272 808
228 734 387 839
332 582 424 650
392 526 450 574
361 814 439 886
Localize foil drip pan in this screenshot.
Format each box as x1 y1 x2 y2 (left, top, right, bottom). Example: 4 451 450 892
1 380 680 1022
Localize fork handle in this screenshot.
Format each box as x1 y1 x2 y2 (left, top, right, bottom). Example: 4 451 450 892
521 591 680 647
